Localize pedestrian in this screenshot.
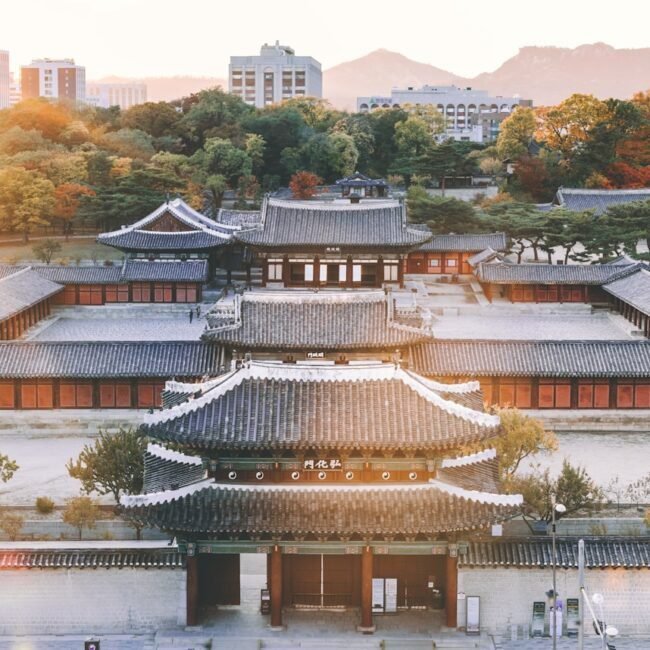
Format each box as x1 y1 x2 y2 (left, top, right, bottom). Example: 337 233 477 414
196 304 201 318
189 309 193 324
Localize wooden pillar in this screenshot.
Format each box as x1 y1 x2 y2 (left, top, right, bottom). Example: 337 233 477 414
346 256 353 288
270 545 283 629
186 554 199 626
445 550 458 628
398 256 404 289
358 545 375 632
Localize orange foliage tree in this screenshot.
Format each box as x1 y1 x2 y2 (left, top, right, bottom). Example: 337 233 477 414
54 183 95 238
289 171 323 199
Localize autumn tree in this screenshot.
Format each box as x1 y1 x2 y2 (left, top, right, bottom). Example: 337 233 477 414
67 427 146 504
53 183 95 238
63 496 99 540
496 107 536 159
492 408 558 485
0 167 55 241
289 171 323 199
121 101 182 139
0 513 24 541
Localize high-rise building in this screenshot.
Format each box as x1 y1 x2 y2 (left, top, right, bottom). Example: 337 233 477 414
0 50 10 109
86 82 147 110
20 58 86 102
229 41 322 108
8 72 21 106
357 85 533 143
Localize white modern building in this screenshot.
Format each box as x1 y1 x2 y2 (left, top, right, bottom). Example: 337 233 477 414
86 82 147 110
357 85 533 143
8 72 21 106
229 41 322 108
20 58 86 102
0 50 9 109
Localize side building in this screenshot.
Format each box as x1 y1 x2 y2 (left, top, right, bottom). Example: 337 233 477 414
20 58 85 102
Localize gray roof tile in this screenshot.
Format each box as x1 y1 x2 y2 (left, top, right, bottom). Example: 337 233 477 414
419 233 508 253
603 267 650 316
557 188 650 215
0 268 63 321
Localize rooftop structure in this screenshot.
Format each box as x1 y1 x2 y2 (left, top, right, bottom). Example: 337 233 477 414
229 41 322 108
335 172 389 199
555 187 650 215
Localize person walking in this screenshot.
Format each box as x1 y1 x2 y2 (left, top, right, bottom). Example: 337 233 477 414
196 304 201 318
189 309 193 324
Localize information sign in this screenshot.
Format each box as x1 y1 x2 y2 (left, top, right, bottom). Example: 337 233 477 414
372 578 385 613
466 596 480 635
385 578 398 613
566 598 580 638
531 601 546 637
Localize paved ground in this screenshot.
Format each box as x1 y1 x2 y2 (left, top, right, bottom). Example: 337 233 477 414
497 638 648 649
30 316 206 341
432 313 632 340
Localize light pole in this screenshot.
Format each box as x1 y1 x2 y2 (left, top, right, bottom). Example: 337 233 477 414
591 593 619 650
551 500 566 650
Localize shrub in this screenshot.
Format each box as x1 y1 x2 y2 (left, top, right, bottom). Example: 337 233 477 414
35 496 55 514
0 513 24 540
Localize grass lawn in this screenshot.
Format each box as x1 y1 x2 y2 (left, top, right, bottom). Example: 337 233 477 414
0 237 124 264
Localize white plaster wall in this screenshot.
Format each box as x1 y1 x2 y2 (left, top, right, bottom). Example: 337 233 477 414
0 567 186 634
458 566 650 637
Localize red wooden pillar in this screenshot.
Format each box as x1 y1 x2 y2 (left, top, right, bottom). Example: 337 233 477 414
398 256 405 289
445 550 458 628
186 554 199 626
358 545 375 632
270 545 283 629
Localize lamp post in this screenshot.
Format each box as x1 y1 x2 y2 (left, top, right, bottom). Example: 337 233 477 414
551 500 566 650
592 593 619 650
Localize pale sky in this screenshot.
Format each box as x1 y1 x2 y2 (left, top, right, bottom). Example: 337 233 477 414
3 0 650 79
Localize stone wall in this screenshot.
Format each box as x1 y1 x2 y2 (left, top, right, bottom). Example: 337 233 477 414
0 567 186 634
458 566 650 637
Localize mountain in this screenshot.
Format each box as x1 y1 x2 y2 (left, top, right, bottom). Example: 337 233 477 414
93 43 650 110
90 75 227 102
325 44 650 109
322 49 466 111
473 43 650 106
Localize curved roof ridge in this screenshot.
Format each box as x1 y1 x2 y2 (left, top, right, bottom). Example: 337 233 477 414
146 443 203 466
440 448 497 468
267 197 400 211
241 290 387 304
428 479 522 506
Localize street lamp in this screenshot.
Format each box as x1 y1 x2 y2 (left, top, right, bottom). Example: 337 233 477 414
551 501 566 650
592 593 619 649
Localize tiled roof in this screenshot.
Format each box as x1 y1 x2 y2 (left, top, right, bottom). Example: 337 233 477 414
235 198 430 249
203 292 432 350
121 481 521 536
467 248 503 267
33 265 123 284
418 233 508 253
557 187 650 216
143 443 205 494
0 268 64 321
97 198 233 251
335 172 388 187
32 260 208 284
97 229 229 251
122 260 208 282
437 455 500 493
410 340 650 378
603 267 650 316
0 341 222 378
144 361 498 451
475 261 640 285
216 209 263 227
0 265 22 280
0 547 184 569
461 538 650 569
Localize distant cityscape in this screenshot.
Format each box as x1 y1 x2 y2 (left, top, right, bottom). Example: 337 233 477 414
0 44 530 143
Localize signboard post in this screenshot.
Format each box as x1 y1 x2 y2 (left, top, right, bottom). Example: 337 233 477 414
531 601 546 637
385 578 398 614
552 599 564 639
466 596 480 635
372 578 385 614
566 597 580 638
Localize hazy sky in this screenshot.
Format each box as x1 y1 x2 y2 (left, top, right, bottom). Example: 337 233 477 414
3 0 650 79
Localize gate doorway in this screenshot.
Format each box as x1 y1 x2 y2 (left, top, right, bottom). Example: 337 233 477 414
282 554 361 608
373 555 446 608
198 554 240 608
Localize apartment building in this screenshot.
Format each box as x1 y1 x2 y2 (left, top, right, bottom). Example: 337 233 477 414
20 58 86 102
86 82 147 110
0 50 9 109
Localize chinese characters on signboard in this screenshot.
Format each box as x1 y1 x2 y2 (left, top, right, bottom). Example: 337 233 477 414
303 459 342 471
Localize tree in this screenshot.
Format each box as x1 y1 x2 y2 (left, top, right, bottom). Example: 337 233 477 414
407 185 481 234
121 101 182 139
66 427 146 504
479 157 503 178
63 496 98 540
511 460 603 523
53 183 95 238
32 238 62 264
602 199 650 254
1 98 73 141
496 107 536 160
0 167 55 242
101 128 155 161
416 140 469 192
0 452 18 483
289 171 323 199
0 513 24 541
492 408 558 484
391 116 432 186
244 133 266 177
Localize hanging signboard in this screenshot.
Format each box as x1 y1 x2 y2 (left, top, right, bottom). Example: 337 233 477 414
303 459 342 471
466 596 480 635
385 578 398 613
372 578 385 613
531 601 546 637
566 598 580 638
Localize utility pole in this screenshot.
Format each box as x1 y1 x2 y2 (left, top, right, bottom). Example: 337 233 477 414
578 538 585 650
